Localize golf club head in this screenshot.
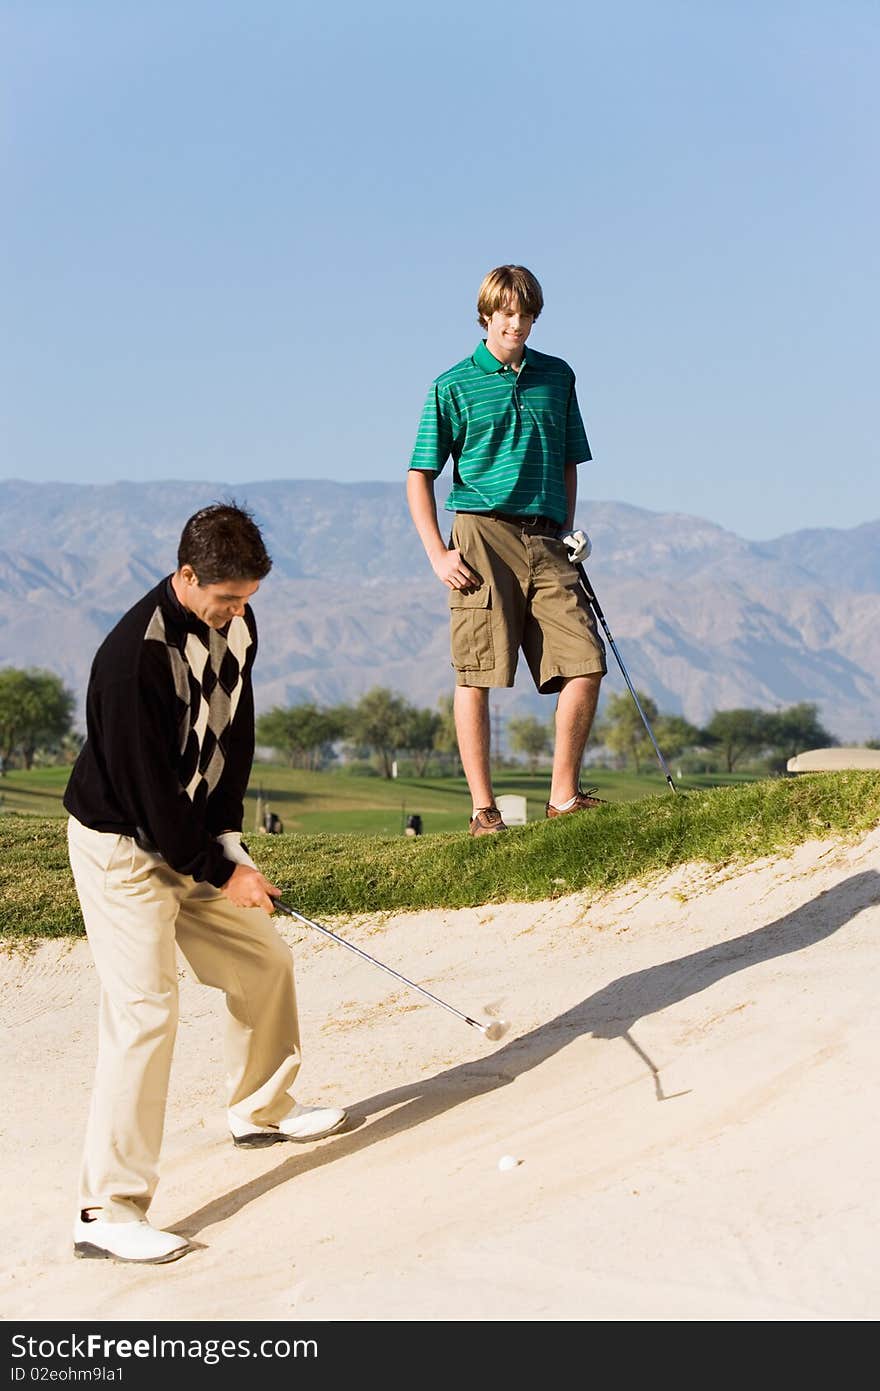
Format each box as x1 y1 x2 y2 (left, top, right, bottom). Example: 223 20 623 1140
482 1019 510 1042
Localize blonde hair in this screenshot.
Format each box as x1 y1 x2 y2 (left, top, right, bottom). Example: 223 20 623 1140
477 265 544 328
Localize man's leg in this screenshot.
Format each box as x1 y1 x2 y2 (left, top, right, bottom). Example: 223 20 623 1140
548 673 602 808
446 515 528 830
454 684 495 811
174 887 302 1129
67 819 181 1223
522 532 607 813
175 888 345 1144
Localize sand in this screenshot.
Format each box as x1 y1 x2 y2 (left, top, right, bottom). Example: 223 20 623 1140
2 825 879 1323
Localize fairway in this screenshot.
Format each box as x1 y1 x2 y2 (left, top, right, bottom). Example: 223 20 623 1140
0 762 762 834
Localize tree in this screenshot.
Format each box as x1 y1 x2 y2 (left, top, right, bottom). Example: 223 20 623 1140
400 706 441 777
433 695 461 775
601 689 660 773
764 703 835 763
507 714 551 772
347 687 411 778
703 708 773 773
652 714 703 761
255 703 347 770
0 669 30 766
0 667 76 770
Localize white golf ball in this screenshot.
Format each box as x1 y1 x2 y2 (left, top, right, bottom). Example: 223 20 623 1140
498 1155 519 1172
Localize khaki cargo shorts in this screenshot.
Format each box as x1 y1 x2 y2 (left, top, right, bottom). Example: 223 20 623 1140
448 512 607 693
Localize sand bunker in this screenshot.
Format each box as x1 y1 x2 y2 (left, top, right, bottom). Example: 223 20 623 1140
2 826 879 1322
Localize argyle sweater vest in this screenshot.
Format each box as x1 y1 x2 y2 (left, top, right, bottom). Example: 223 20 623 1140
64 577 257 888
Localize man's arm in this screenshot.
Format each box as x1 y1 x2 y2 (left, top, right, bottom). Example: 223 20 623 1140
406 469 480 592
563 460 579 533
129 683 279 910
207 632 256 837
561 461 593 564
205 629 280 912
94 664 233 887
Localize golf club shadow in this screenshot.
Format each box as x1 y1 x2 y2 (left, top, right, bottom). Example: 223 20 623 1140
175 869 878 1240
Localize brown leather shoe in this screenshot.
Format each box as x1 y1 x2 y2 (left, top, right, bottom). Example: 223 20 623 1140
468 806 509 836
545 787 606 818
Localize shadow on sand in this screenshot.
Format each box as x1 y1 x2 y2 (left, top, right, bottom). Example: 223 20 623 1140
176 868 879 1239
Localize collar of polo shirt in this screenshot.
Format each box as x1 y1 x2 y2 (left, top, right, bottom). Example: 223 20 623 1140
473 339 533 374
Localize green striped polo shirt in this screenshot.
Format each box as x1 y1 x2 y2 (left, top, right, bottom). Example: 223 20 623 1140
408 339 591 523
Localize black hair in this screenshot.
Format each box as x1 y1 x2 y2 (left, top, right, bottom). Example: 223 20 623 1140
177 501 272 584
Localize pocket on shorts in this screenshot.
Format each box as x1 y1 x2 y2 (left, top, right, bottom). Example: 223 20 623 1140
449 585 495 672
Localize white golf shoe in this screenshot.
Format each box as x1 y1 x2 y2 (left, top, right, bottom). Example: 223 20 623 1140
228 1102 348 1148
73 1210 189 1264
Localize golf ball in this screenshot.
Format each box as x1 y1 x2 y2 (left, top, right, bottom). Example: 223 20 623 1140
498 1155 519 1171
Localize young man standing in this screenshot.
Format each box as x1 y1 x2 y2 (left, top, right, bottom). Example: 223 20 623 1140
407 265 606 835
64 502 346 1265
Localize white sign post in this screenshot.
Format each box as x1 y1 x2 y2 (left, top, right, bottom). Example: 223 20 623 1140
495 794 528 826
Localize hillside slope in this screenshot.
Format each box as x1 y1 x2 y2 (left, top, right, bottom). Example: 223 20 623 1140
1 480 879 738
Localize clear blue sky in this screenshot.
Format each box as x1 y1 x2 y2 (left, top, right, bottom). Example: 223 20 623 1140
2 0 877 540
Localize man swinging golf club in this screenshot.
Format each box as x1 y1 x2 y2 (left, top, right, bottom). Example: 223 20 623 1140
407 264 607 834
64 502 347 1265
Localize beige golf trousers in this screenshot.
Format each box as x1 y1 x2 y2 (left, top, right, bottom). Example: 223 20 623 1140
67 816 302 1222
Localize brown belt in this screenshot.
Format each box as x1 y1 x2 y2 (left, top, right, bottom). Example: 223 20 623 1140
456 510 562 535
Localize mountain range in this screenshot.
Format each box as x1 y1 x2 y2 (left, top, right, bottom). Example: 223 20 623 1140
1 478 879 743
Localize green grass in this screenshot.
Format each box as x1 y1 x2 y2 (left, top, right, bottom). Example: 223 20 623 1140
3 771 879 943
0 766 72 817
249 768 764 836
0 762 761 833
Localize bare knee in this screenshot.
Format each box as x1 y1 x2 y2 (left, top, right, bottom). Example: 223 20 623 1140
559 672 602 704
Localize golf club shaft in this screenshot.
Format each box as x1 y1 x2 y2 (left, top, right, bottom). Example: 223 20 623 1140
272 898 488 1033
577 564 677 794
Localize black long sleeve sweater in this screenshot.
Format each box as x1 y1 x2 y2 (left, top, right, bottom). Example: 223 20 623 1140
64 576 258 888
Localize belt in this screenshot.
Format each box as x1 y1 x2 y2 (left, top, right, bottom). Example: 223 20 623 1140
457 510 562 534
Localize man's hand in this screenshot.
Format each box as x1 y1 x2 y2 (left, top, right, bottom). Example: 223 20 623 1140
407 471 481 592
222 864 281 913
432 548 482 592
561 529 592 565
